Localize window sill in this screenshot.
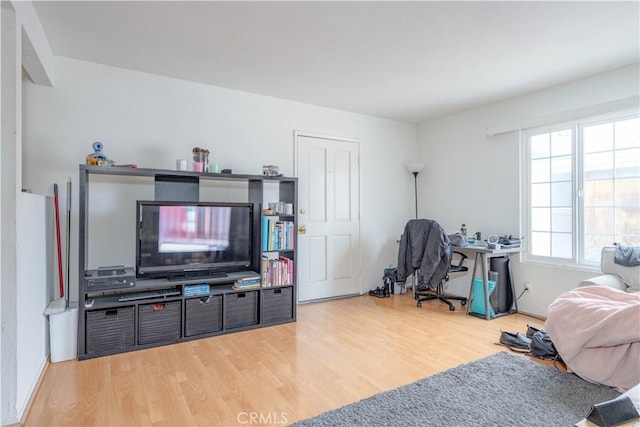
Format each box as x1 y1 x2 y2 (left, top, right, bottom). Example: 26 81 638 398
521 256 600 273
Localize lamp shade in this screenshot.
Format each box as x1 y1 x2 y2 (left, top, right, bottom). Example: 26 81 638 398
406 162 425 174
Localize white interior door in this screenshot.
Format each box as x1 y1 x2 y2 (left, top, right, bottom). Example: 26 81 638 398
295 134 361 302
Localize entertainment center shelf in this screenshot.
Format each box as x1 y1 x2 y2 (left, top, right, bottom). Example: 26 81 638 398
77 165 297 360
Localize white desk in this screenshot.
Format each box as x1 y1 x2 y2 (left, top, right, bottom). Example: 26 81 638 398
453 245 521 320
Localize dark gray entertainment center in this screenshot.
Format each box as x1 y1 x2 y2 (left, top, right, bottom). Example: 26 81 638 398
77 165 297 360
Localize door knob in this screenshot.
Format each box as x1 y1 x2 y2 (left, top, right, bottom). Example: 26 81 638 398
298 225 307 234
299 208 305 215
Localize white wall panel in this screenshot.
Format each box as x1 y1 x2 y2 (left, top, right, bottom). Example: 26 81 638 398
418 64 640 317
308 146 327 223
16 193 49 419
332 234 351 279
308 236 327 282
23 57 418 303
333 149 351 222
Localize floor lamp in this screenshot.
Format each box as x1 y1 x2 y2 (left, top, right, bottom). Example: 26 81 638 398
406 162 424 219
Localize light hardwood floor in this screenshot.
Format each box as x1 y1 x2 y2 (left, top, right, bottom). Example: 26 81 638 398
24 293 549 426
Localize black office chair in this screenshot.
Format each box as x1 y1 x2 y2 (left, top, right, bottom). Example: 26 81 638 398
396 219 469 311
416 251 469 311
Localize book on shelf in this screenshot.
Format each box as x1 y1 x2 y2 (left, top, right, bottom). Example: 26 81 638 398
261 217 295 251
261 255 269 287
236 275 260 284
184 284 210 297
261 255 294 287
233 276 261 290
233 282 260 290
261 216 269 252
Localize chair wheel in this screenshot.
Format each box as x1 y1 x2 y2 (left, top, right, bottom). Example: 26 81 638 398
417 302 422 308
461 300 467 306
449 305 455 311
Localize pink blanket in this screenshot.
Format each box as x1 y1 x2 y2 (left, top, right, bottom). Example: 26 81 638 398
545 285 640 392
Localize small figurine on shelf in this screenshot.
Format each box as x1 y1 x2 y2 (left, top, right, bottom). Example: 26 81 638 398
86 141 111 166
262 165 281 176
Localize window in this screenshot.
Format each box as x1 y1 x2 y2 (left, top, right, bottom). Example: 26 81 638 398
524 112 640 266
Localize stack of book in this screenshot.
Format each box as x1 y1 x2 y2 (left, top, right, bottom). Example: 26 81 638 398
261 217 295 251
261 255 294 287
233 276 261 290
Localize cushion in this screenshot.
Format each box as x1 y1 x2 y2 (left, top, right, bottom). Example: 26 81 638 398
601 246 640 291
579 274 626 291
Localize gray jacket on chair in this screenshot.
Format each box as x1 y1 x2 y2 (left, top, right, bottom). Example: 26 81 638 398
397 219 451 290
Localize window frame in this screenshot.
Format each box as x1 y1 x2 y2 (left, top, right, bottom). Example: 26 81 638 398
521 108 639 269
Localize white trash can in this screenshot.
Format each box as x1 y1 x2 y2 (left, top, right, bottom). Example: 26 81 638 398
45 300 78 363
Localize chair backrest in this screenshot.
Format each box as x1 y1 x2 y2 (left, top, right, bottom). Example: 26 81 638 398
397 219 451 287
449 251 469 273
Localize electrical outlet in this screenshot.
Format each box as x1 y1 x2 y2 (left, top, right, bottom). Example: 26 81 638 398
524 281 532 292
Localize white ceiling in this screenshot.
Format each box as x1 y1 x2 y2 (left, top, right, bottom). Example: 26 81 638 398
32 1 640 123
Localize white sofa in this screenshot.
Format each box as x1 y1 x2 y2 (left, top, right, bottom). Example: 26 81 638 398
579 246 640 293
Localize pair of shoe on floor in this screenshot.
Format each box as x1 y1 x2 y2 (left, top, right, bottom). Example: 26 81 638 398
368 286 390 298
499 325 540 353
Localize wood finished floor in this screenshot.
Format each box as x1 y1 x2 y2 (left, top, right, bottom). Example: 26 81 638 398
24 293 549 426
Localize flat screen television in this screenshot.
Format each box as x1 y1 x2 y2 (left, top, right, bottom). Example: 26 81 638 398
136 201 253 279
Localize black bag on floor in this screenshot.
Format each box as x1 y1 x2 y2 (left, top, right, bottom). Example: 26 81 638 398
530 330 560 360
383 268 397 295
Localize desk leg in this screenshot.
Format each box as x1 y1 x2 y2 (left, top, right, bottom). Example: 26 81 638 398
467 252 491 320
481 253 490 320
507 255 518 313
467 252 481 315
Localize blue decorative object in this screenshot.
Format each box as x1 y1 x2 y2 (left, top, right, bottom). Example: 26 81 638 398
86 141 110 166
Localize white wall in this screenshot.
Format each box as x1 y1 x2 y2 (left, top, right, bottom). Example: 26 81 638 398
11 1 54 87
16 193 50 418
22 56 418 304
1 3 19 424
418 64 640 317
2 1 54 424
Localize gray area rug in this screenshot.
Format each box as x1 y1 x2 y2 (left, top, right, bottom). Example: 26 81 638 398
291 351 620 427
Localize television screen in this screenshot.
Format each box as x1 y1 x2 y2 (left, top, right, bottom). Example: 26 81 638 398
136 201 252 278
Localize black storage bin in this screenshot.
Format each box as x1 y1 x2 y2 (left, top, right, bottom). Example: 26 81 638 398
86 306 135 355
490 257 514 314
224 291 258 329
262 287 293 323
185 295 222 337
138 301 181 345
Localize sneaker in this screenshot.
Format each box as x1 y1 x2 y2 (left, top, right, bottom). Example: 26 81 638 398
526 324 541 339
499 330 532 353
368 287 389 298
